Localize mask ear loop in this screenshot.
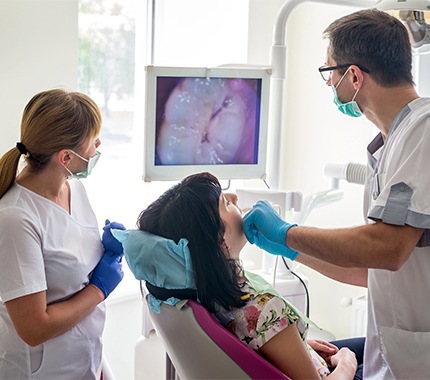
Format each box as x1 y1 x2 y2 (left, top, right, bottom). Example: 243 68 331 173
334 66 362 104
334 67 351 90
351 86 360 102
69 150 89 163
61 150 73 178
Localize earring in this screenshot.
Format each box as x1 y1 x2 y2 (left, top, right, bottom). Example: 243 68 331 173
221 240 229 251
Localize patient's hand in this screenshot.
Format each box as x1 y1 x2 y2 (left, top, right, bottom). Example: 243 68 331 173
307 339 338 360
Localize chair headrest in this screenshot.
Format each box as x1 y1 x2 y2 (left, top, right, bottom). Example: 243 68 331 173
112 229 197 312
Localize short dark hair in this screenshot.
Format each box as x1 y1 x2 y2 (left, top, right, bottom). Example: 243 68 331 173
137 172 247 313
324 9 414 87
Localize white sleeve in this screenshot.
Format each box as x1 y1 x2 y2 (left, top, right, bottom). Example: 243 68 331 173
0 207 47 302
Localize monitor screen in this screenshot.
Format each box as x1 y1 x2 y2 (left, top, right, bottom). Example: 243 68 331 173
143 65 271 182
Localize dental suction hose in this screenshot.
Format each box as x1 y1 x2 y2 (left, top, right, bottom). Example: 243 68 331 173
324 162 367 186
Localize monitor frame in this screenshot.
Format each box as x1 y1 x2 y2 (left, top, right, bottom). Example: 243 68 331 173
143 65 271 182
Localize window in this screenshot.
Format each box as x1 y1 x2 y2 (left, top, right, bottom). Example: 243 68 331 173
78 0 250 300
79 0 142 301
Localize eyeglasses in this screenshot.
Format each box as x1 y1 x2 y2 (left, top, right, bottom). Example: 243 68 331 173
318 64 370 82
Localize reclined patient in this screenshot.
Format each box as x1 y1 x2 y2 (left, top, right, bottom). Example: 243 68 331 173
111 172 361 380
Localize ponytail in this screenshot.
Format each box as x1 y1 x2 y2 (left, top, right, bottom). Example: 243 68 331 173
0 147 21 199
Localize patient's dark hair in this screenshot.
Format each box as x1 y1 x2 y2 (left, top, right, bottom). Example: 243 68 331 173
137 172 247 313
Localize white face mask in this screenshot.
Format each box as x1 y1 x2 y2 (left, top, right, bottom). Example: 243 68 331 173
65 150 101 179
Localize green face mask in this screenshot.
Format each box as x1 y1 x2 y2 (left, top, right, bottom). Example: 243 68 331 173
332 68 363 118
65 150 101 179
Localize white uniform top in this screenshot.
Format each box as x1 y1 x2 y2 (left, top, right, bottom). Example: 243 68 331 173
363 97 430 380
0 180 105 380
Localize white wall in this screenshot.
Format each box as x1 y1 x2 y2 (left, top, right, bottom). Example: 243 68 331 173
0 0 78 156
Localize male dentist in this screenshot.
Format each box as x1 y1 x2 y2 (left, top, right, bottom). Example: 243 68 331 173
244 9 430 380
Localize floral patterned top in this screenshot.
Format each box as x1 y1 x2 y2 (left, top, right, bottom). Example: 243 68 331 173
215 275 330 379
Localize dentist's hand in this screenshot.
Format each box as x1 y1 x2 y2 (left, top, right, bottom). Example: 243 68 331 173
90 250 124 299
102 219 125 256
243 200 299 260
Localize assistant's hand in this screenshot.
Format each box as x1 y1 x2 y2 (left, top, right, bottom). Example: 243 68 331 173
102 219 125 256
90 250 124 299
242 200 299 260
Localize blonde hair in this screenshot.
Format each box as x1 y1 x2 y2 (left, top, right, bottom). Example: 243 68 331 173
0 88 102 199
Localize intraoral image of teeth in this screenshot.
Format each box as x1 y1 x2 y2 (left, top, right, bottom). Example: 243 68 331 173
156 76 259 165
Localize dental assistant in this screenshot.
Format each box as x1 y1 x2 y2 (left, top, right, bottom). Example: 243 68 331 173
244 9 430 380
0 89 124 379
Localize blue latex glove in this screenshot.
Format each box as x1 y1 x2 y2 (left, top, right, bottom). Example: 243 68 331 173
243 200 299 260
90 250 124 299
102 219 126 256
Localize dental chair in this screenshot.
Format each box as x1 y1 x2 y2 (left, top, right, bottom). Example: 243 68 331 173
148 298 291 380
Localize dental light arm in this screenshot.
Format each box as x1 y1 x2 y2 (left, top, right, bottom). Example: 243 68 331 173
375 0 430 12
267 0 377 190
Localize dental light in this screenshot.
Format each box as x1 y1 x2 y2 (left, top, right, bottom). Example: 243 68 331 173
398 11 430 47
375 0 430 47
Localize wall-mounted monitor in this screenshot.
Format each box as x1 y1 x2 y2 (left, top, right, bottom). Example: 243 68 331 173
143 65 271 182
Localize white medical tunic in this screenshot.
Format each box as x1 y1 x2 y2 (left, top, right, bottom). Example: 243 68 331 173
0 180 105 380
363 97 430 380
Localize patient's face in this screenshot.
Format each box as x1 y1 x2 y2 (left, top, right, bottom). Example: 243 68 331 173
219 193 247 260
